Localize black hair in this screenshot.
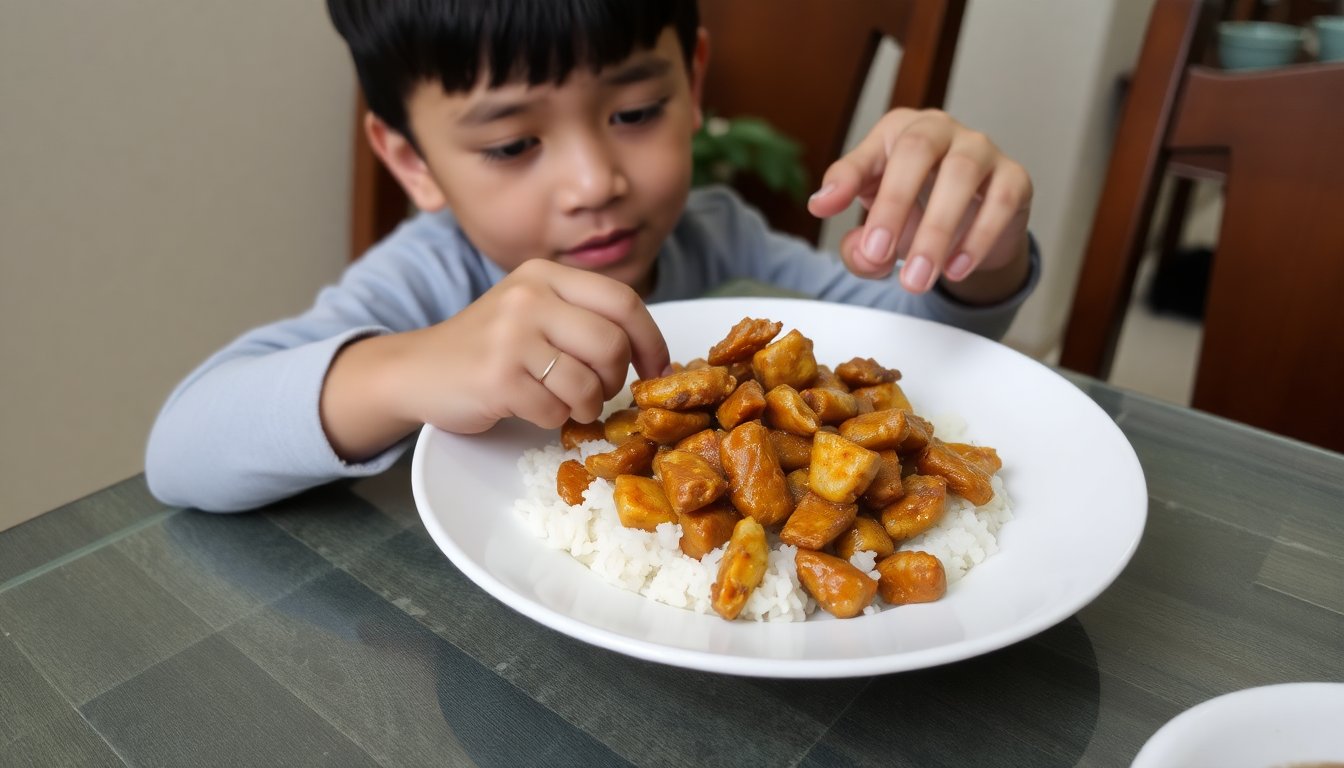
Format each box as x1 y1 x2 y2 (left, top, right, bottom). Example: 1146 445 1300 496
328 0 700 148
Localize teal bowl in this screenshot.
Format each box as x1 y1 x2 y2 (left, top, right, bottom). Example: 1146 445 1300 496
1315 16 1344 62
1219 21 1303 70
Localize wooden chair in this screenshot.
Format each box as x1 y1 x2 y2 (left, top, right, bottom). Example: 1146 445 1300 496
346 0 967 260
696 0 966 245
1059 0 1344 451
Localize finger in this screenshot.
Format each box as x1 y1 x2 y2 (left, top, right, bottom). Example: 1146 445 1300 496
538 299 634 400
901 133 995 291
542 264 669 380
852 124 952 277
807 109 923 219
510 368 576 430
945 162 1032 279
532 351 606 424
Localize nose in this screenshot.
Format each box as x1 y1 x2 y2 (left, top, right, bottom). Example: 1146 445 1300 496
556 134 628 213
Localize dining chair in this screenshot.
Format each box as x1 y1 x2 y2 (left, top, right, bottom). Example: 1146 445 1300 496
1058 0 1344 451
345 0 968 260
696 0 966 245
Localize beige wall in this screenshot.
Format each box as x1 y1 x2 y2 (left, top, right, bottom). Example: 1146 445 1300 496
945 0 1157 358
1 2 355 529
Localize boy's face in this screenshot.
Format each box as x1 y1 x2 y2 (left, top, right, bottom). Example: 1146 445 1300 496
373 28 708 295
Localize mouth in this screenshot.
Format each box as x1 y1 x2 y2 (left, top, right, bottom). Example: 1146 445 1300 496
561 228 639 269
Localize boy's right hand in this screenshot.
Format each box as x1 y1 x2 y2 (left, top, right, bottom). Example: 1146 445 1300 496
321 260 669 461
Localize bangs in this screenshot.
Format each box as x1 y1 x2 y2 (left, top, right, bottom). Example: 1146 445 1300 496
442 1 683 91
330 0 698 142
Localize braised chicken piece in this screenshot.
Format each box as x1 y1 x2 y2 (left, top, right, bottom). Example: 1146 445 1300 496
785 468 811 506
898 413 935 454
876 550 947 605
560 418 606 449
751 329 818 391
800 387 860 425
603 408 641 445
766 430 813 472
674 429 725 473
631 367 737 411
835 357 901 388
707 317 783 365
678 500 740 559
860 449 905 509
916 440 994 506
653 449 728 514
850 381 914 413
831 517 896 561
945 442 1003 474
794 550 878 618
808 431 881 504
613 475 679 532
811 364 849 392
725 361 755 384
779 492 858 550
879 474 948 541
764 385 820 436
837 408 910 450
636 407 712 444
556 459 595 505
711 517 769 619
719 421 794 526
715 379 766 429
839 408 933 454
584 437 658 480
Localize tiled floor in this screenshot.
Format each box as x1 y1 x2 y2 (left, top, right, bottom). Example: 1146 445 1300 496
1106 254 1203 407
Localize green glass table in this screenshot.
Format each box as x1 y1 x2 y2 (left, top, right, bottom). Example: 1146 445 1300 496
2 373 1341 767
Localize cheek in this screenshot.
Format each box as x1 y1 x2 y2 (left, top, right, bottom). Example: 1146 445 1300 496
629 131 694 206
448 187 549 268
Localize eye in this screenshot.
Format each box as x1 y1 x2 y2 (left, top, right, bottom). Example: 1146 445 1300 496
611 99 668 127
481 137 538 163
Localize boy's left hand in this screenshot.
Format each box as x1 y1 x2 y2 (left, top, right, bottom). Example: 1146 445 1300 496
806 108 1033 305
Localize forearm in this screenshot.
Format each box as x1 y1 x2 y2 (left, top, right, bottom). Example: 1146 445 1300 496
320 333 423 463
145 328 407 511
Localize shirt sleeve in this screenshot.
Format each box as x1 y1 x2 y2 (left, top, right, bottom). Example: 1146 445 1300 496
144 214 489 512
662 186 1039 342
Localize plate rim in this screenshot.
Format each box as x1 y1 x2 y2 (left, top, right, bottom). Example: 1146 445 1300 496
1131 682 1344 767
411 296 1149 678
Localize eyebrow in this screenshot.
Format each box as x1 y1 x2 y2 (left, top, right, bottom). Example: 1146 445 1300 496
599 57 674 87
456 57 675 127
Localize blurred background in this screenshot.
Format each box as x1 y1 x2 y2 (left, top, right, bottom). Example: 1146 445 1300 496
0 0 1225 530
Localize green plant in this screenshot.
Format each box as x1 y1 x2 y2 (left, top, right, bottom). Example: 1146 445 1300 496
691 114 808 203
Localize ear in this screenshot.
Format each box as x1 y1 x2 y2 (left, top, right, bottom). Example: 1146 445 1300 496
689 27 710 132
364 112 448 212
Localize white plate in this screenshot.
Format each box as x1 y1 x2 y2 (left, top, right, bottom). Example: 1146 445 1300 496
1133 683 1344 767
411 297 1147 678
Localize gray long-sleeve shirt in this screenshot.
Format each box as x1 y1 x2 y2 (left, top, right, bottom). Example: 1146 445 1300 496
146 186 1039 511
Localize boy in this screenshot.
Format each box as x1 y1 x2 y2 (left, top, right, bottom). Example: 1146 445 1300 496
146 0 1038 511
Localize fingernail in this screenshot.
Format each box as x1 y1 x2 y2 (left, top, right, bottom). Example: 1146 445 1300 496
903 255 934 291
808 183 835 201
863 227 892 262
945 253 973 281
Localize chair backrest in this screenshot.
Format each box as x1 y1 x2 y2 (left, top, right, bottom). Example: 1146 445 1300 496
1059 0 1344 451
697 0 966 244
346 0 967 260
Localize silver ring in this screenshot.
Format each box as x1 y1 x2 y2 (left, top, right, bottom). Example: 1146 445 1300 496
538 354 560 382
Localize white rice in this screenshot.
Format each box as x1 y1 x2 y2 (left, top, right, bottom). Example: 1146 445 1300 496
512 411 1012 622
